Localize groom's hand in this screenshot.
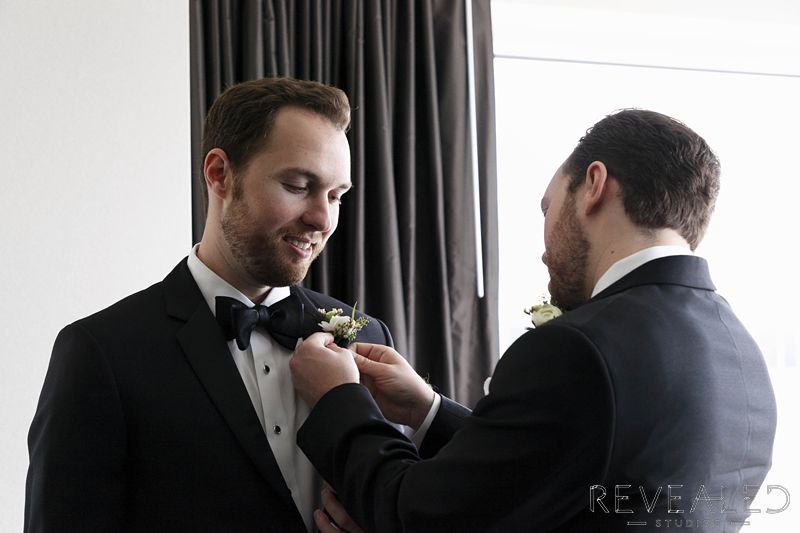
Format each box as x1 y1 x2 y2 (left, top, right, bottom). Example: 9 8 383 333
351 342 435 429
314 484 365 533
290 333 359 406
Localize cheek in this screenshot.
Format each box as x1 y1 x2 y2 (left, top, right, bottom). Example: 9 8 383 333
246 205 279 228
258 195 298 224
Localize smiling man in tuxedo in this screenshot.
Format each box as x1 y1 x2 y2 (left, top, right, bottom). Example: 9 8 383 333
25 77 393 532
291 109 776 532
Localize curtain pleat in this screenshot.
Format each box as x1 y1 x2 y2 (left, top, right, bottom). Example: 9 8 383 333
190 0 498 405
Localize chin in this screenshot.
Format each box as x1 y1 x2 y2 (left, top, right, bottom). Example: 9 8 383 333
247 262 308 288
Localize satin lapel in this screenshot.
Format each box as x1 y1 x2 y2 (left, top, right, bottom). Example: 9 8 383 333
291 286 325 337
163 260 299 514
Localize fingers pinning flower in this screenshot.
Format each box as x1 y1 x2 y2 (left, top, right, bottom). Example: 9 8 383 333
317 303 370 345
524 298 563 328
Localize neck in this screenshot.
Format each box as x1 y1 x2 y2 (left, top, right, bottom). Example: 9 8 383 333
196 231 272 304
587 228 690 292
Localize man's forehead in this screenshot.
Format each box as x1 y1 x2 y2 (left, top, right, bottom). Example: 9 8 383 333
541 166 568 207
544 165 566 191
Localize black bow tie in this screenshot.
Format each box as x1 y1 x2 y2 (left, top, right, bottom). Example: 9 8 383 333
215 294 308 351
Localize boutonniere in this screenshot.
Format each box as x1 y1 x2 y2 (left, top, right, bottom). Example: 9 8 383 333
484 297 563 395
318 303 370 347
523 299 563 328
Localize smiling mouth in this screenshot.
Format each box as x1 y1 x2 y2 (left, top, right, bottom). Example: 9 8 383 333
284 236 319 256
285 237 311 250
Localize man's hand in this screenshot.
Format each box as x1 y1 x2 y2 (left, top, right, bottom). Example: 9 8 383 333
290 333 359 406
351 343 435 429
313 484 365 533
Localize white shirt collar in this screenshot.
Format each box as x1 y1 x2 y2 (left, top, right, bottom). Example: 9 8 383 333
591 245 693 298
186 244 291 314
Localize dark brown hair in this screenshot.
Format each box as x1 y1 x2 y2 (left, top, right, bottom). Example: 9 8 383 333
562 109 720 250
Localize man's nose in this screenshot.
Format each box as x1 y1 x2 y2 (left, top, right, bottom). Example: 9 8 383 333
302 194 333 232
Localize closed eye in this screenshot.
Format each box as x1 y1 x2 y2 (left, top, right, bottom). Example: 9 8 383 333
283 183 308 194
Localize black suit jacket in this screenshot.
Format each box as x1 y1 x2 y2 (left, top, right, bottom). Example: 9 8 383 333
298 256 776 532
25 258 393 533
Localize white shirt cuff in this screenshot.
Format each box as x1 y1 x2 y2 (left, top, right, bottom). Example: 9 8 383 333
408 393 441 448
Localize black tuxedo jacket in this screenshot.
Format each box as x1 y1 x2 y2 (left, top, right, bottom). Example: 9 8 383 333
25 258 393 533
298 256 776 532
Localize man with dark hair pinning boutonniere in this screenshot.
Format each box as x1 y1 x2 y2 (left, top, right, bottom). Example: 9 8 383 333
291 109 776 532
25 77 393 533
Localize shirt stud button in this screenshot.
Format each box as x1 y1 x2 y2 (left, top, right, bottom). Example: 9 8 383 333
273 425 282 435
263 363 270 375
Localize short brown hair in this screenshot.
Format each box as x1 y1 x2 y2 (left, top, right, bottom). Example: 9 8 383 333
200 77 351 206
562 109 720 250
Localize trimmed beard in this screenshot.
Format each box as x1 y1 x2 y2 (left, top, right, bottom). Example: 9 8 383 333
221 196 322 287
547 193 591 311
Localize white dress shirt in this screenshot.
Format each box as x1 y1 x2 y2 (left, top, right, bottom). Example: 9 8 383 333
187 245 317 532
410 393 441 447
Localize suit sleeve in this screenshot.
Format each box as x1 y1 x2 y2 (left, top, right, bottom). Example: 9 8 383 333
298 324 615 533
25 323 127 532
417 396 471 459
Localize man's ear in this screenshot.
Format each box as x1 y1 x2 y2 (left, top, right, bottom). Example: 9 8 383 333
203 148 234 201
582 161 610 216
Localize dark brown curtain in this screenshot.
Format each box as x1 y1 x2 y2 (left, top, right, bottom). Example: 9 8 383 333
190 0 498 406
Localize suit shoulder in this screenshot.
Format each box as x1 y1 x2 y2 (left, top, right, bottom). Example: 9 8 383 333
71 279 165 332
497 321 615 405
506 320 606 366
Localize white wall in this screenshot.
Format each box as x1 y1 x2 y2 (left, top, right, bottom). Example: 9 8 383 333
0 1 190 529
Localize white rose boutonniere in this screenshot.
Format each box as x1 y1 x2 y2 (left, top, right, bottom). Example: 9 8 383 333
318 303 370 347
524 300 563 328
484 297 563 396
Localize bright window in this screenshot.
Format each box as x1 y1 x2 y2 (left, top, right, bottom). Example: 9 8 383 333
493 1 800 529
